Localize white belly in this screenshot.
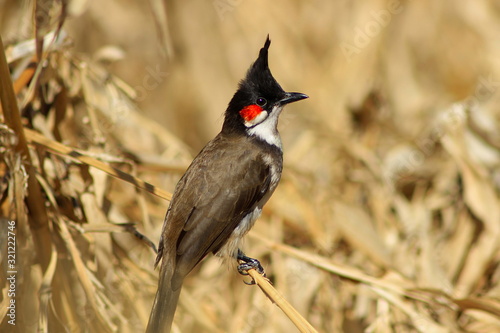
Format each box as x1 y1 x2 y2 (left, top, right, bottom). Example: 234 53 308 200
217 206 262 259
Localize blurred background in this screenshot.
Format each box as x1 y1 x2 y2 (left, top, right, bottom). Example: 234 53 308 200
1 0 500 332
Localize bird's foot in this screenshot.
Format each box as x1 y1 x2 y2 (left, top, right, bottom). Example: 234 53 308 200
237 250 265 285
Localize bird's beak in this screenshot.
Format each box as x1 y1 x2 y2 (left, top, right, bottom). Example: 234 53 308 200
279 92 309 106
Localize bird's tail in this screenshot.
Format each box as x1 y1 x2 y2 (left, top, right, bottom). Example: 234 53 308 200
146 261 182 333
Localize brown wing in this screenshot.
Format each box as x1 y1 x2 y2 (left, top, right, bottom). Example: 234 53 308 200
158 134 279 290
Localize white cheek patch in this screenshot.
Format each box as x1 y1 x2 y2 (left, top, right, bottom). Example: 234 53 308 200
244 110 268 127
247 105 283 148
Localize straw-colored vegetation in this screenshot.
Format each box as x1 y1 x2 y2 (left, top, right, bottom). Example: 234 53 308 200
1 1 500 332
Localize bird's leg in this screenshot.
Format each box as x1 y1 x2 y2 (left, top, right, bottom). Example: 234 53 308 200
237 249 266 285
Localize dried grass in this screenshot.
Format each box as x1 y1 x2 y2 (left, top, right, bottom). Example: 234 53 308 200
1 0 500 332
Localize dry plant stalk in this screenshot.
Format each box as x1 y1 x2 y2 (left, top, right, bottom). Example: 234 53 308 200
24 127 172 201
247 268 319 333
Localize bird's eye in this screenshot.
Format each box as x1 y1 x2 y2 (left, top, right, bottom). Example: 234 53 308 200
256 97 267 106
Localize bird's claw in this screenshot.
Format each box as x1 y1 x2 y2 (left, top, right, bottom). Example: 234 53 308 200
237 251 266 285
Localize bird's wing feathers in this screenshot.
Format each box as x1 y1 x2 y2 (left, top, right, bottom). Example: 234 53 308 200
160 135 276 288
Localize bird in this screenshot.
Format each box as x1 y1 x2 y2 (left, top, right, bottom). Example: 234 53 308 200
146 36 308 333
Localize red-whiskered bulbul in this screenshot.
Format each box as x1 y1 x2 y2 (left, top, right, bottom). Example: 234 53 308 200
146 36 308 332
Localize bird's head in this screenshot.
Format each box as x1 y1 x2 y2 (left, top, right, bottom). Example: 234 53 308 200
222 36 308 145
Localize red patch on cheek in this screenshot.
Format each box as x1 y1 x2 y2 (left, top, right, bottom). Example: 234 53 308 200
239 104 263 122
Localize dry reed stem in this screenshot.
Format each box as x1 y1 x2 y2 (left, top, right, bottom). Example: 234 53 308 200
24 127 172 201
0 35 53 273
247 268 319 333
